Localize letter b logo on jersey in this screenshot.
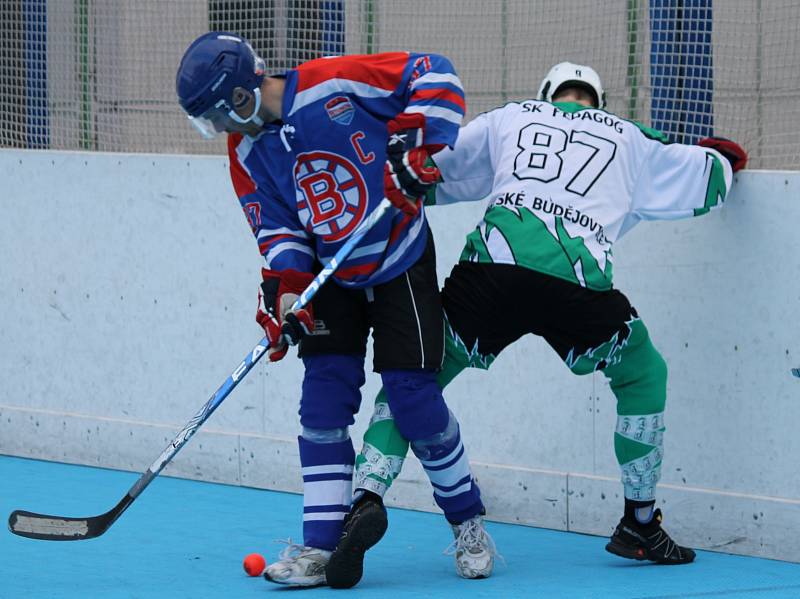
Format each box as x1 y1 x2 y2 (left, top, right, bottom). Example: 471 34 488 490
294 151 367 242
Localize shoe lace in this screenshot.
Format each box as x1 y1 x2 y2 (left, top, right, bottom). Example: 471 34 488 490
647 527 683 559
274 538 309 561
443 517 503 563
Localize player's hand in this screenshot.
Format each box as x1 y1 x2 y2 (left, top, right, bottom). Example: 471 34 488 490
697 137 748 173
256 268 315 362
384 113 443 216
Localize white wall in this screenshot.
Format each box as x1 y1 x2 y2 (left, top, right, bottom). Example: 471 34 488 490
1 149 799 561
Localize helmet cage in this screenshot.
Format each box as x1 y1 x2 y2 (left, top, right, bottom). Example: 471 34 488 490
187 86 264 139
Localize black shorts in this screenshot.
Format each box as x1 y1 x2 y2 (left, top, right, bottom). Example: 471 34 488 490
441 262 637 364
299 229 444 372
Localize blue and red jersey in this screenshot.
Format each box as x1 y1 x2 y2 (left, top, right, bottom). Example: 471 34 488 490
228 51 465 288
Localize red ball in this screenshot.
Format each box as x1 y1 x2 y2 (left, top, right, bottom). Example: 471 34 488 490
243 552 267 577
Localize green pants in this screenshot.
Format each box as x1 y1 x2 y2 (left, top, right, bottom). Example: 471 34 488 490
354 316 667 502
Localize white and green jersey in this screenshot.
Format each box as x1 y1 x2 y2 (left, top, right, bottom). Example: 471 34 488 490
432 101 733 291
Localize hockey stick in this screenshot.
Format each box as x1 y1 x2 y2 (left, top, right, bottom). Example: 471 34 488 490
8 198 394 541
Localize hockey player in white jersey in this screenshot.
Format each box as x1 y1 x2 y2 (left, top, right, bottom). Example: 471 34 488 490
434 64 746 565
328 61 748 585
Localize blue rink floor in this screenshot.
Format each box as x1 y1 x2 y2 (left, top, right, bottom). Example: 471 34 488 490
3 457 800 599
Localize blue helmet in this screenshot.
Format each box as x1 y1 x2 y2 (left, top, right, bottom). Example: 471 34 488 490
176 32 266 138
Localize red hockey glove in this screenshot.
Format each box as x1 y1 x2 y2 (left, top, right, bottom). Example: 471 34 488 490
256 268 315 362
697 137 748 173
384 113 444 216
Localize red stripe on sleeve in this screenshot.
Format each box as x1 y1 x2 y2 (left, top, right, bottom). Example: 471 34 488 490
227 133 257 198
335 261 381 280
387 213 414 246
410 88 466 111
258 234 297 256
295 52 410 93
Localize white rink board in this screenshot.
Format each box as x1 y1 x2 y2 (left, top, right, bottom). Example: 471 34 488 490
1 150 799 561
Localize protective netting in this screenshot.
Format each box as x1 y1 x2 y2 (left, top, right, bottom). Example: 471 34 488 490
1 0 798 169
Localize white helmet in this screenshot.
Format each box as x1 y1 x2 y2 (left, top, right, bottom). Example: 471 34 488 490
537 62 606 109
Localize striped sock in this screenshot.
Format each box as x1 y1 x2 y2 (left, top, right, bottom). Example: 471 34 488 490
417 429 483 524
298 436 355 550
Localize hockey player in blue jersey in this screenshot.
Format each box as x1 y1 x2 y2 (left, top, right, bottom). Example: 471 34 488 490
176 32 496 587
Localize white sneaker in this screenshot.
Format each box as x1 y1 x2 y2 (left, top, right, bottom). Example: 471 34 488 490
263 542 331 587
444 515 498 579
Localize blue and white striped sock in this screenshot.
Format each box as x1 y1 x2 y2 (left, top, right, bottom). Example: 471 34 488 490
298 436 355 550
417 429 483 524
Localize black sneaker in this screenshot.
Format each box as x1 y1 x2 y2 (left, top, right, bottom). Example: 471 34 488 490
605 508 696 564
325 492 388 588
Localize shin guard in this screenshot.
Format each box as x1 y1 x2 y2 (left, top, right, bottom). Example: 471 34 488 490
381 368 484 523
354 322 474 497
354 388 408 496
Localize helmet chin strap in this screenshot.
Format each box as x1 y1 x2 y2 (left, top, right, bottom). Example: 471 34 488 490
229 87 265 127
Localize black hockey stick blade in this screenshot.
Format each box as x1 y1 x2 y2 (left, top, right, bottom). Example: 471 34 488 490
792 368 800 378
8 494 131 541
